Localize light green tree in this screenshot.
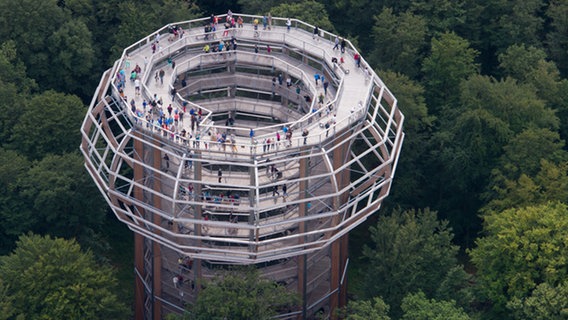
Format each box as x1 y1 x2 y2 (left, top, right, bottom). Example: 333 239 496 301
338 297 390 320
0 279 18 320
482 128 568 214
507 281 568 320
0 234 129 319
337 297 391 320
180 267 298 320
401 291 471 320
469 202 568 318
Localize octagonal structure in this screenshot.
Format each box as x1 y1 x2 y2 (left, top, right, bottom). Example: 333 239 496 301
81 13 404 320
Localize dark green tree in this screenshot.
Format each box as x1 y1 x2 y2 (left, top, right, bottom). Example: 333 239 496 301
422 32 479 112
10 90 85 160
498 44 568 141
370 8 428 78
17 153 107 240
0 0 97 97
0 234 129 319
409 0 467 35
46 20 96 97
270 1 335 32
361 208 460 317
377 71 434 210
0 41 36 144
546 0 568 76
0 148 32 253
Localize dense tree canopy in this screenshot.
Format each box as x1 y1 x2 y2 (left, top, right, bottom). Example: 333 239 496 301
0 234 129 319
469 202 568 318
401 291 471 320
0 0 567 318
178 268 298 320
361 208 462 317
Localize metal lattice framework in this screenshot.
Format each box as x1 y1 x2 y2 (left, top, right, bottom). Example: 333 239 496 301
81 13 404 319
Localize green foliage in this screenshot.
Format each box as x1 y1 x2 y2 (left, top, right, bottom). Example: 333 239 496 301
270 1 335 32
10 90 85 160
498 44 547 82
458 75 558 134
546 0 568 76
187 267 298 320
435 266 477 314
484 0 545 54
483 159 568 219
507 281 568 320
422 32 479 111
401 291 471 320
108 0 201 60
469 202 568 318
409 0 467 35
0 279 16 320
0 152 107 254
361 208 460 317
370 8 428 78
238 0 284 15
0 234 129 319
46 20 96 97
338 296 391 320
481 128 568 214
377 71 433 209
18 153 107 238
0 41 36 144
0 0 97 97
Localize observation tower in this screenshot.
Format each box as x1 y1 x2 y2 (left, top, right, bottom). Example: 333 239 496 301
81 13 404 320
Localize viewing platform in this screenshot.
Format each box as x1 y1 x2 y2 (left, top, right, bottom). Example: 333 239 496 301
81 13 404 319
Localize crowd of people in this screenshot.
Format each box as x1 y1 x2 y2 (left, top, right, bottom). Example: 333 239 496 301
115 11 369 194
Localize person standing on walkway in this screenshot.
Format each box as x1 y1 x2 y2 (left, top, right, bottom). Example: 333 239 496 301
314 73 320 86
313 26 319 40
159 68 165 85
163 154 170 169
333 36 339 50
302 129 309 145
218 168 223 183
282 184 287 198
286 18 291 32
340 38 346 53
272 185 280 197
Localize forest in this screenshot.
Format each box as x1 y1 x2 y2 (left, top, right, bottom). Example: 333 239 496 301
0 0 567 319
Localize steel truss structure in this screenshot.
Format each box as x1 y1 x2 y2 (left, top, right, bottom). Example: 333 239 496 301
81 13 404 320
